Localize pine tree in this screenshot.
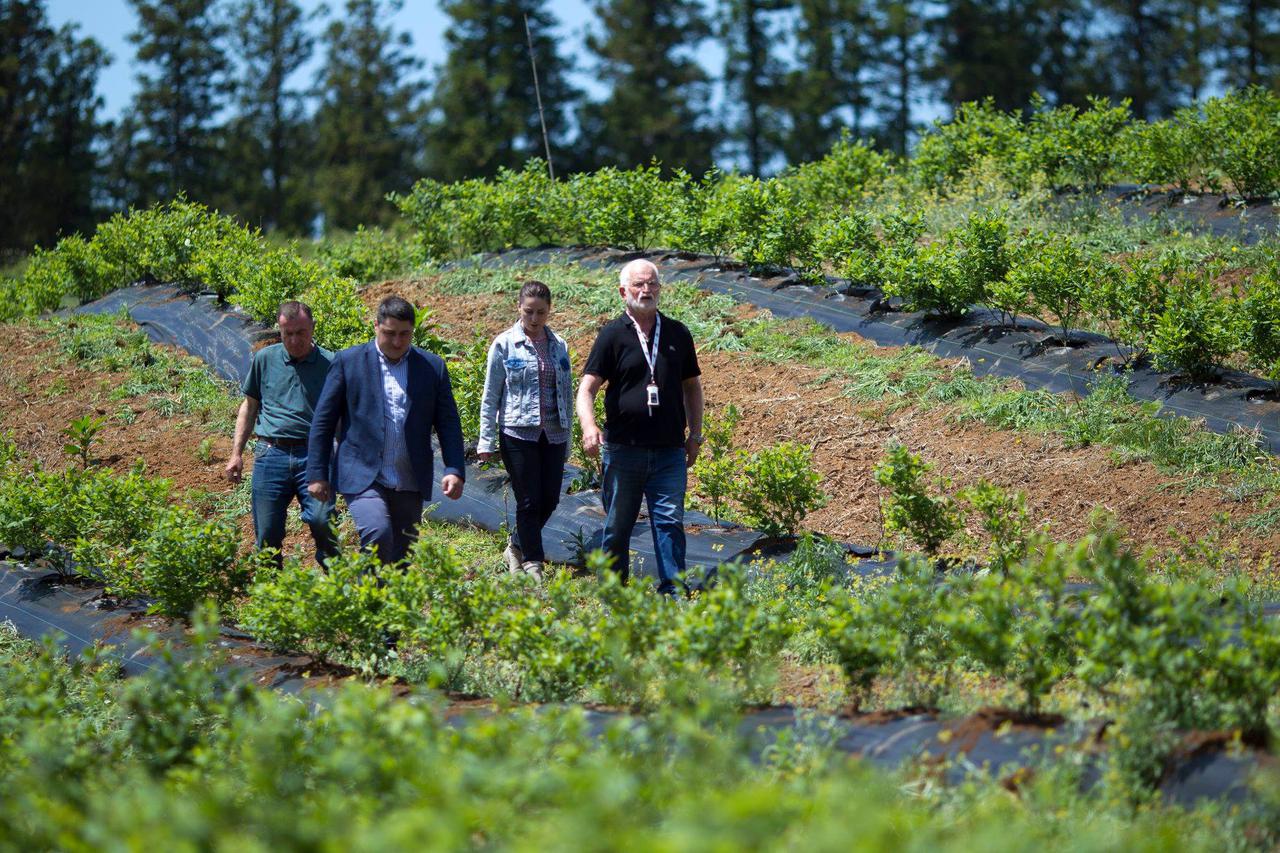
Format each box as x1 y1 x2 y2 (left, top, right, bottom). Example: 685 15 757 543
718 0 789 174
869 0 929 155
1221 0 1280 88
1098 0 1186 118
226 0 316 233
121 0 233 206
312 0 427 230
1031 0 1108 107
782 0 880 165
0 0 108 249
926 0 1042 111
425 0 578 182
577 0 718 174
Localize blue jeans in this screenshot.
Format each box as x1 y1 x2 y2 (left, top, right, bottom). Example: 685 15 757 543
344 484 424 565
601 444 687 595
251 443 337 566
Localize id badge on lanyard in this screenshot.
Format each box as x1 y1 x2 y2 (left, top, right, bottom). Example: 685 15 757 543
631 313 661 415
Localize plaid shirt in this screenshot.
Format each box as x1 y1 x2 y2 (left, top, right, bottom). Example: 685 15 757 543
503 335 569 445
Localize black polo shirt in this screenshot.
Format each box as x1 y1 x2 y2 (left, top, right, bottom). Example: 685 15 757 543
584 311 701 448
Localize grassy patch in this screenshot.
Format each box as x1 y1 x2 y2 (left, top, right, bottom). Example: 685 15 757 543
52 312 239 433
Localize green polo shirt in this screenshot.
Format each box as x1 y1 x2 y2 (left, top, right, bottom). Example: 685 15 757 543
242 343 334 441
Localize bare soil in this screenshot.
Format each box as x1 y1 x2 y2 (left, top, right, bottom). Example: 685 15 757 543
368 277 1280 566
5 276 1279 569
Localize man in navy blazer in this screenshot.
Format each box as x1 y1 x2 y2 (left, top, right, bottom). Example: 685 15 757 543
307 295 466 564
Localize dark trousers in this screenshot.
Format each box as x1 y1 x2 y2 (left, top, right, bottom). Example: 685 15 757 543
499 433 567 563
344 484 424 565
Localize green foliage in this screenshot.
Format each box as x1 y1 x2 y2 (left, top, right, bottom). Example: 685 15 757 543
1199 87 1280 199
691 402 740 522
814 210 881 285
912 99 1024 192
781 131 890 213
1023 96 1132 191
563 163 679 250
243 547 430 670
941 546 1080 714
1007 233 1094 343
732 441 826 539
1091 252 1182 362
1124 109 1207 192
442 334 489 446
7 200 363 350
1148 269 1240 380
132 508 245 618
873 444 962 557
1240 264 1280 383
61 414 105 469
317 225 420 283
960 479 1034 573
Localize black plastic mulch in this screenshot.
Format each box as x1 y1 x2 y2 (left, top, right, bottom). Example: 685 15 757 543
0 559 1265 807
463 244 1280 454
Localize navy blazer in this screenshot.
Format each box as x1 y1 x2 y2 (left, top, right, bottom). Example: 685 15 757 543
306 341 466 496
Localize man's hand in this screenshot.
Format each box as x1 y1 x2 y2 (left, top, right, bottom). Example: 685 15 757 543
441 473 463 500
225 452 244 483
308 480 332 503
581 425 603 458
685 436 702 467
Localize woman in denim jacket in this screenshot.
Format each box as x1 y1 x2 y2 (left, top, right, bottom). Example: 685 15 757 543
478 280 574 580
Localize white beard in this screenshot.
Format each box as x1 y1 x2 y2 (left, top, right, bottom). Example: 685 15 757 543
625 294 658 314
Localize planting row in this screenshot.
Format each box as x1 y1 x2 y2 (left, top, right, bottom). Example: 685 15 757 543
4 423 1279 770
5 616 1274 849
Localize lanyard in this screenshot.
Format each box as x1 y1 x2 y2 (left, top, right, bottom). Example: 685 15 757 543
628 311 661 382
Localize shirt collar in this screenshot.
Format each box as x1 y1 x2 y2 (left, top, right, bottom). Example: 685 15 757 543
375 342 407 366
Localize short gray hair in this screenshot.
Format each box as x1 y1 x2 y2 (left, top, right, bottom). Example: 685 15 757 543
619 259 660 288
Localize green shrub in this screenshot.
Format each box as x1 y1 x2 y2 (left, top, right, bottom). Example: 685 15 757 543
243 548 431 669
733 441 826 539
1148 269 1239 379
1242 265 1280 384
317 226 420 283
563 163 678 250
691 403 740 522
960 479 1034 572
872 443 961 557
1022 95 1132 191
1007 233 1094 343
940 544 1080 713
782 131 890 213
300 273 369 351
1091 252 1182 363
1123 109 1207 192
1199 87 1280 199
912 99 1024 191
814 211 881 285
129 508 245 618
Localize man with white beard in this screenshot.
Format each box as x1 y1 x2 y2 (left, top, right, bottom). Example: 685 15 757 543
576 259 704 595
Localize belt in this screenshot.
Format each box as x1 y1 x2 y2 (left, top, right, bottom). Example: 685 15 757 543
261 436 308 448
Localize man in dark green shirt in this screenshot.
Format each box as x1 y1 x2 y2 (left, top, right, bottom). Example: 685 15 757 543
226 301 336 565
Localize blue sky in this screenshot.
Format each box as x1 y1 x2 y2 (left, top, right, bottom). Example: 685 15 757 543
46 0 604 120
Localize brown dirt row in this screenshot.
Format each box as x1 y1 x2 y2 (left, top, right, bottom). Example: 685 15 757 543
366 277 1280 566
4 277 1278 569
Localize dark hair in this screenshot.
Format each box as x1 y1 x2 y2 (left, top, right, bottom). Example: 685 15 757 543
518 279 552 305
376 295 416 326
277 300 313 323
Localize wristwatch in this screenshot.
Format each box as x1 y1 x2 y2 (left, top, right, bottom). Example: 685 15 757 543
689 434 704 444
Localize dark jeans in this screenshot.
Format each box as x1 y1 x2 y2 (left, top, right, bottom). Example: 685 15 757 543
251 442 337 566
499 433 568 563
600 443 687 595
344 484 424 565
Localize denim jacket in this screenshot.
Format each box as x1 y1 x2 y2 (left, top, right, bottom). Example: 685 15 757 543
477 320 574 454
